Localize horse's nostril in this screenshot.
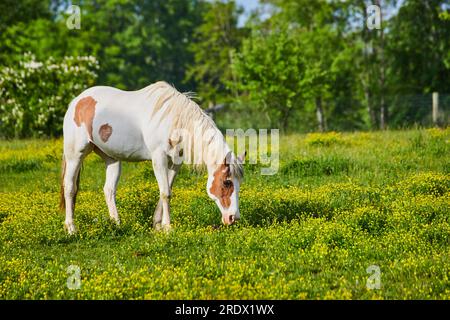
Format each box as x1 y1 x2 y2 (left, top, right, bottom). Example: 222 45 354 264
229 215 235 224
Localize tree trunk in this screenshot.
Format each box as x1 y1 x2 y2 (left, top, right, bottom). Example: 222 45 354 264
360 0 376 129
380 95 386 130
315 97 325 132
228 49 239 101
376 0 387 130
281 108 291 132
365 89 376 129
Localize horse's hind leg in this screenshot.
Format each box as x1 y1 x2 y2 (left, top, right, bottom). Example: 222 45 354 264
94 148 121 224
63 144 92 235
104 160 121 224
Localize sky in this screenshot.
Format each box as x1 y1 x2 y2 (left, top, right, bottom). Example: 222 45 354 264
234 0 406 27
236 0 260 12
235 0 266 26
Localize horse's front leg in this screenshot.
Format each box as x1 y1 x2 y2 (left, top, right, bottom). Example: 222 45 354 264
94 147 121 225
152 150 172 231
153 162 181 230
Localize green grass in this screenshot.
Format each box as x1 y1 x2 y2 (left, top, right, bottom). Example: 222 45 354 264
0 128 449 299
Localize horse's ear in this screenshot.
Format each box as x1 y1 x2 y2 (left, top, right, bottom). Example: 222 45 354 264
168 135 182 148
224 151 233 165
238 151 246 163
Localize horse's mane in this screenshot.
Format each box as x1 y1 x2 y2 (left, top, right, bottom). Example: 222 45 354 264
145 81 243 179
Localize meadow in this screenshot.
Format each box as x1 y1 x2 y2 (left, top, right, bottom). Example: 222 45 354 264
0 128 449 299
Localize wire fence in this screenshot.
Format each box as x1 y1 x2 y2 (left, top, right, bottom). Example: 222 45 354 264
213 93 450 132
387 93 450 128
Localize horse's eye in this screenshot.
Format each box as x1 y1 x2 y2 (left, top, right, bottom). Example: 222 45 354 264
223 180 233 188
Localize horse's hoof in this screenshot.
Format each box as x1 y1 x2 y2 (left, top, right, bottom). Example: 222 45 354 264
154 223 162 231
111 218 121 226
162 224 172 233
64 223 77 235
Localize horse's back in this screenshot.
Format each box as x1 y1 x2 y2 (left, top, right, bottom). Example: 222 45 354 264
64 86 154 161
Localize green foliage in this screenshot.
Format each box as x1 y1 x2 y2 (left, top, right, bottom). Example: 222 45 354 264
0 53 99 138
0 158 43 173
1 0 449 134
232 25 307 129
387 0 450 94
0 0 208 91
385 0 450 126
400 172 450 197
229 0 369 131
304 132 344 146
185 0 246 105
281 156 351 177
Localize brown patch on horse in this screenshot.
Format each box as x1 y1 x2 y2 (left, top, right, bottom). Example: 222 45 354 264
210 164 234 208
74 96 97 140
99 123 113 142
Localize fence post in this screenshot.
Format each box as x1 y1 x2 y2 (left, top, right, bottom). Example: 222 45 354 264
432 92 439 126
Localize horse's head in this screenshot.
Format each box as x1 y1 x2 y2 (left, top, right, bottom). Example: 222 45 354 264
207 151 245 225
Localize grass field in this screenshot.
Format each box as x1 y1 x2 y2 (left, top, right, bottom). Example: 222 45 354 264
0 128 449 299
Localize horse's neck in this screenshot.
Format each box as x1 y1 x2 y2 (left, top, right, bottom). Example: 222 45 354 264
204 131 230 168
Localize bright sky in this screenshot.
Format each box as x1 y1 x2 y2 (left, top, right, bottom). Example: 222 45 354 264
235 0 265 26
236 0 260 12
234 0 406 26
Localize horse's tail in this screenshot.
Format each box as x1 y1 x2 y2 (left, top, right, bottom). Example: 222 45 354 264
59 155 66 211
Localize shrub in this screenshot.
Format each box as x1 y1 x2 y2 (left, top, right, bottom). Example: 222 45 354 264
304 131 344 146
400 172 449 197
0 158 43 173
353 206 388 236
426 127 450 140
281 156 351 177
0 53 99 138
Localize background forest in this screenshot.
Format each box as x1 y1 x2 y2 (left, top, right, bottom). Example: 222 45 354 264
0 0 449 137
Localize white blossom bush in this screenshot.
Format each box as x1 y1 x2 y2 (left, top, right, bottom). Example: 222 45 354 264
0 53 99 137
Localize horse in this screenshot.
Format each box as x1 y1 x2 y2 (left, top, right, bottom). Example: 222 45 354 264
60 81 245 234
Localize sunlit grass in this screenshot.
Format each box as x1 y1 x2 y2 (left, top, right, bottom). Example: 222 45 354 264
0 128 449 299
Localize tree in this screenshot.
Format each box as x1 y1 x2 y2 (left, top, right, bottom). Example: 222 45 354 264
0 0 209 90
185 0 246 107
384 0 450 127
255 0 365 131
232 24 307 130
387 0 450 94
0 0 57 66
351 0 397 129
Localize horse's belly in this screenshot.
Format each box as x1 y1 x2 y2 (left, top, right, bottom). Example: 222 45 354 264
91 111 151 161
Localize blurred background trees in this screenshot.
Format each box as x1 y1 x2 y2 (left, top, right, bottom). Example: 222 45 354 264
0 0 449 137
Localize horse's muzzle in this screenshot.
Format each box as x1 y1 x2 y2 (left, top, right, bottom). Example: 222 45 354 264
222 213 239 225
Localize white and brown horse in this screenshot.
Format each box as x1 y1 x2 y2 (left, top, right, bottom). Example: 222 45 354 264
60 81 244 234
